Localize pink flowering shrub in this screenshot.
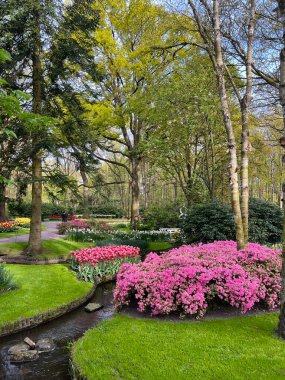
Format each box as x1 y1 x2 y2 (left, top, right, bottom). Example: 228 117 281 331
114 241 281 318
71 245 140 283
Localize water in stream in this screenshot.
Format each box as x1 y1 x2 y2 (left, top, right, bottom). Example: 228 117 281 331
0 283 115 380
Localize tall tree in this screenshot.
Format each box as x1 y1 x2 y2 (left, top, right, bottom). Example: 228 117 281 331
85 0 178 228
183 0 245 248
49 0 100 218
0 0 61 254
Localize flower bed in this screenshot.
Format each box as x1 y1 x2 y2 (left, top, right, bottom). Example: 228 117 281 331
114 241 281 318
0 222 19 233
48 215 76 220
71 245 140 283
57 220 91 235
66 229 173 243
15 217 30 228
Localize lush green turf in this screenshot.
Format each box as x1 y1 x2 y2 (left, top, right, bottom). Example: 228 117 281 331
0 239 92 257
0 239 171 258
0 225 47 239
0 264 92 327
148 241 172 251
72 313 285 380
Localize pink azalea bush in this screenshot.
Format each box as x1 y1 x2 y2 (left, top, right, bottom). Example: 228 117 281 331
114 241 281 318
71 245 140 283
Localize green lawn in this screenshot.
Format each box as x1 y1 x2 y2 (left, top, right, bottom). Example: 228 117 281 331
0 264 92 328
148 241 172 251
0 239 92 257
72 313 285 380
0 225 47 239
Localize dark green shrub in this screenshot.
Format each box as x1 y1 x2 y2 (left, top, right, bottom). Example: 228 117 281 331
114 223 128 229
248 198 282 244
181 199 283 245
0 266 17 293
140 205 180 230
91 204 124 218
8 201 71 220
181 202 235 243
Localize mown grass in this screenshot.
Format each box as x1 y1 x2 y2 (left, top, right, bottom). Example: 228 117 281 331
0 264 92 327
148 241 172 252
72 313 285 380
0 239 92 257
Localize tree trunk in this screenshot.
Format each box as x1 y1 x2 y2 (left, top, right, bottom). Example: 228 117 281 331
240 0 256 245
131 159 140 229
213 0 245 250
80 170 89 218
25 4 42 255
26 152 42 254
277 183 285 338
0 183 7 222
276 0 285 339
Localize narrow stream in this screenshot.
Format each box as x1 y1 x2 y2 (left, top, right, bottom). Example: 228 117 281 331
0 283 115 380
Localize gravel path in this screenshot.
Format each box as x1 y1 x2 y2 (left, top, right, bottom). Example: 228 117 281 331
0 222 62 245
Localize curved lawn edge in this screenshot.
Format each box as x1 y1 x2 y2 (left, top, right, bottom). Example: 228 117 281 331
0 265 115 338
70 313 284 380
0 286 95 337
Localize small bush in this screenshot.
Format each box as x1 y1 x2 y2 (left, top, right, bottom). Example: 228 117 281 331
113 223 128 229
181 202 235 243
248 198 282 244
57 222 72 235
95 221 113 232
140 205 180 230
0 266 17 293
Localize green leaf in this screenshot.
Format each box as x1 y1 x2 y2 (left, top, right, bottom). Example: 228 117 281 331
0 49 12 62
3 128 17 139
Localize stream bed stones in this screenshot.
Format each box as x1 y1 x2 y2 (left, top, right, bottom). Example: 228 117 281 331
8 338 55 363
85 303 103 312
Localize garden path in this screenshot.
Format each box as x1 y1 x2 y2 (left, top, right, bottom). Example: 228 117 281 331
0 222 61 244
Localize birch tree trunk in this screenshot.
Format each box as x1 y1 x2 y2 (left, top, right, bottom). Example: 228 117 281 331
25 3 43 255
213 0 245 249
276 0 285 339
240 0 256 245
277 183 285 338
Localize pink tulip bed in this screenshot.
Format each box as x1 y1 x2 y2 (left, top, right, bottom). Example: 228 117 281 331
71 245 140 283
114 241 282 318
